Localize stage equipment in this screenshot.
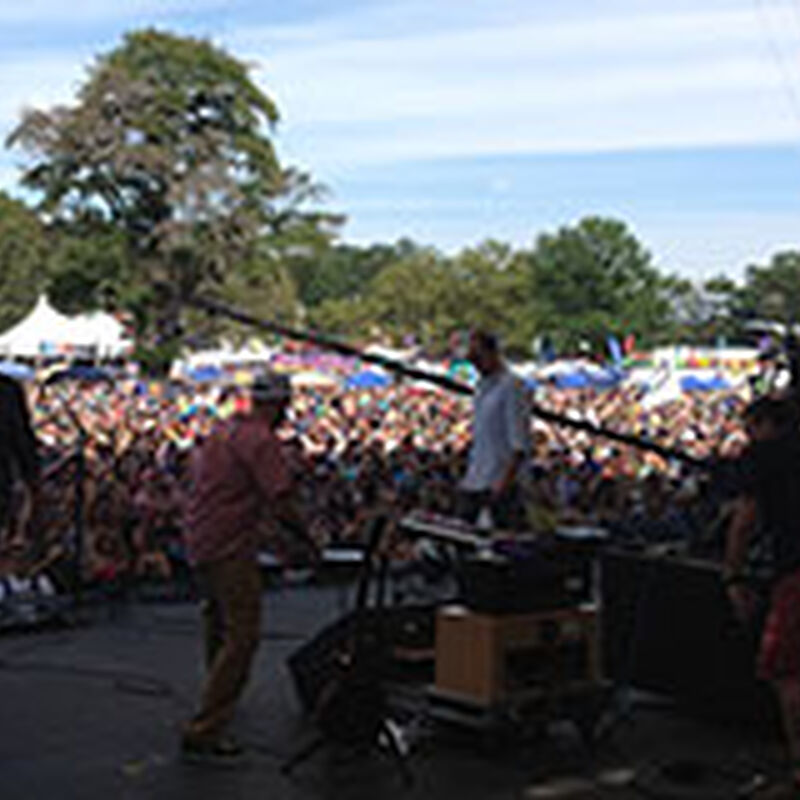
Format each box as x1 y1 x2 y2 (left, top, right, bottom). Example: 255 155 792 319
283 515 414 785
398 511 487 550
398 513 602 614
428 603 604 742
600 547 776 724
395 511 607 739
433 603 601 705
0 549 71 631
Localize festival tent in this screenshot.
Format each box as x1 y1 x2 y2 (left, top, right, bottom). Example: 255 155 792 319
68 310 132 358
292 370 338 389
0 296 77 357
173 339 275 377
0 296 131 358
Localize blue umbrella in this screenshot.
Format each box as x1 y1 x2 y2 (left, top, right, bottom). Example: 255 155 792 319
345 370 391 389
44 365 113 384
586 367 624 389
680 374 731 392
0 361 34 381
553 372 589 389
186 365 223 383
552 366 622 390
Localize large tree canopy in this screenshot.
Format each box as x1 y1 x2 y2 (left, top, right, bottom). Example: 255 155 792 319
6 28 339 369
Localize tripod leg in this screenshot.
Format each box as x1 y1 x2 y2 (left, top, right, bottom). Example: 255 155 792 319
280 735 326 776
379 719 414 787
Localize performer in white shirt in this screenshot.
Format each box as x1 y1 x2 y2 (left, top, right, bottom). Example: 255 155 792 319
459 329 530 531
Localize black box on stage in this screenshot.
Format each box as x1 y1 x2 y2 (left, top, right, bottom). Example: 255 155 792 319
600 549 776 724
457 548 592 614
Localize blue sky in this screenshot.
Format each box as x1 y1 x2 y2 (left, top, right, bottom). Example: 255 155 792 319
1 0 800 281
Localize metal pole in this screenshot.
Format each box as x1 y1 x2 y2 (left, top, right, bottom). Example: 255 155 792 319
189 295 707 470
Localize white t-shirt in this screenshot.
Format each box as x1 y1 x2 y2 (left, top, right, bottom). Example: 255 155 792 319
461 368 530 492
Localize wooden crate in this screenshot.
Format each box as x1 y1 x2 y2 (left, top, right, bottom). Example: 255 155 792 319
434 604 601 707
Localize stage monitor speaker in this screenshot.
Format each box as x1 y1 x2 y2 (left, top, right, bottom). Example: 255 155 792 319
287 604 435 713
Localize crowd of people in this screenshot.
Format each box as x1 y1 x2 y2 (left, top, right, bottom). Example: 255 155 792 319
0 359 754 595
7 348 800 792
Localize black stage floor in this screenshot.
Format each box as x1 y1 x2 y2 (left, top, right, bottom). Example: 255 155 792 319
0 583 786 800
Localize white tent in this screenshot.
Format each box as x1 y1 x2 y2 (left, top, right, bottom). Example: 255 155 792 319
0 295 131 358
68 310 132 358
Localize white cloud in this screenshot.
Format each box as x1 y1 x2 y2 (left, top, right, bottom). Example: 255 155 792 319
0 0 228 25
2 1 800 174
0 53 88 124
641 210 800 280
227 2 800 164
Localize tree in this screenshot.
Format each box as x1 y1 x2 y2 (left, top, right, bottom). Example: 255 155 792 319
525 216 672 351
294 239 417 312
0 192 50 332
738 251 800 325
46 219 134 314
7 29 338 370
443 240 535 355
356 247 452 347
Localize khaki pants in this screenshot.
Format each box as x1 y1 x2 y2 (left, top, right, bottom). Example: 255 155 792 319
184 557 262 743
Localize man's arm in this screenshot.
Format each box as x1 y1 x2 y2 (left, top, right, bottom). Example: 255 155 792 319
273 490 320 563
722 494 759 622
241 432 318 560
6 379 40 486
494 449 524 496
1 378 40 551
722 495 757 581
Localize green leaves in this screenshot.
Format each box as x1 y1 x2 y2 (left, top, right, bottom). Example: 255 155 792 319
739 251 800 324
5 28 338 373
528 216 670 350
0 193 50 331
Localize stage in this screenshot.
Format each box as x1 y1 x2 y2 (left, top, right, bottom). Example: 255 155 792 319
0 582 786 799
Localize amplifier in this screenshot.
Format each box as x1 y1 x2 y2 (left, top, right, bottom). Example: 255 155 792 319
457 546 593 614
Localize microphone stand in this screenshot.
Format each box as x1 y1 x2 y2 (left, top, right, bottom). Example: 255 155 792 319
71 421 88 611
